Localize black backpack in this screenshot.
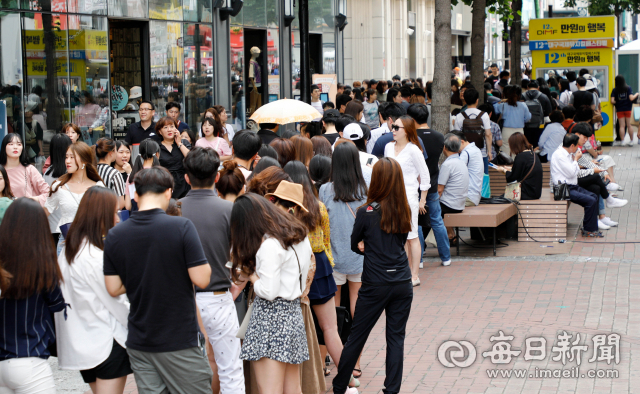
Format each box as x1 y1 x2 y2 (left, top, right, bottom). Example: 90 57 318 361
461 110 486 149
524 90 544 129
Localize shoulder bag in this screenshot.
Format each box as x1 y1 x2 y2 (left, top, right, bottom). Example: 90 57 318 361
553 181 571 201
504 151 536 202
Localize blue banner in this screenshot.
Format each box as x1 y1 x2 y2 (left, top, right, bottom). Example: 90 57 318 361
0 101 7 140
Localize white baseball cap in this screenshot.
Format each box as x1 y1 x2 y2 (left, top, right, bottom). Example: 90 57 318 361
130 86 142 99
343 123 363 140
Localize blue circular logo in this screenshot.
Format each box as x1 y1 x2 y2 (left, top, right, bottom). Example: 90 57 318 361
601 112 609 127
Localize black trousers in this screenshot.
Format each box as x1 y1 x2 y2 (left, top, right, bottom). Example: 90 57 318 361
577 173 609 200
332 282 413 394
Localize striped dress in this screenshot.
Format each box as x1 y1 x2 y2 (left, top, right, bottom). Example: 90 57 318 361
97 164 126 197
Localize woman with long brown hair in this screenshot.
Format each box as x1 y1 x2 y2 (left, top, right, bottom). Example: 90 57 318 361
212 104 235 142
55 187 132 394
231 192 312 394
344 100 364 123
95 138 126 209
0 164 13 198
45 142 104 255
0 133 50 205
156 116 191 198
269 138 296 168
290 135 314 167
384 115 430 287
331 158 413 394
0 197 66 393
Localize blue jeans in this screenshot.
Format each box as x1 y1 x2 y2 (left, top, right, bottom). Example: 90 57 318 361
598 196 606 216
483 156 489 174
423 192 451 262
56 234 65 256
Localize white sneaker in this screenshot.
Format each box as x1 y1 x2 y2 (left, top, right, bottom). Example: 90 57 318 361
601 217 618 227
598 220 611 230
634 134 639 145
345 388 359 394
606 183 620 191
606 197 628 208
441 260 451 267
419 262 424 269
613 141 622 146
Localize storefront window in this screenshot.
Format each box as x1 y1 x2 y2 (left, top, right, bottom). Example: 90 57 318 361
68 0 107 15
71 16 110 140
108 0 148 18
22 0 66 12
183 23 212 131
230 8 243 25
266 0 277 28
150 21 184 120
22 12 69 164
267 29 280 100
230 25 245 128
243 0 266 27
1 12 23 139
149 0 182 21
184 0 211 22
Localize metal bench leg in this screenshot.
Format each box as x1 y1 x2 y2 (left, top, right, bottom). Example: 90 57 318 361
456 227 460 256
493 227 497 256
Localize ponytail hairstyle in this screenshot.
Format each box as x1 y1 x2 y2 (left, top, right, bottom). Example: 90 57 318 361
50 142 102 195
130 138 160 182
93 137 116 162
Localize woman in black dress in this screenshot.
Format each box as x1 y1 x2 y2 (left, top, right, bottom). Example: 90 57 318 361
496 132 543 200
156 117 191 198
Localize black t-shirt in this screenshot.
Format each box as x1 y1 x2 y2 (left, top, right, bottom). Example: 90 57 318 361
416 128 444 194
323 132 340 145
103 208 208 352
257 129 278 145
125 121 160 144
485 75 499 86
351 205 411 286
505 151 543 200
572 91 594 110
159 140 191 198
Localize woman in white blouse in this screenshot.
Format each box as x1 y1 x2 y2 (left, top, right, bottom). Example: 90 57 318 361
384 115 430 287
45 142 104 255
231 192 312 394
55 186 131 394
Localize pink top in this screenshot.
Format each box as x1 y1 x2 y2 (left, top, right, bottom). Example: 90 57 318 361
195 137 232 157
7 165 50 206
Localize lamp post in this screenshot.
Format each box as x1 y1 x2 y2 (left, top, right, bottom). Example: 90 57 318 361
299 0 310 104
284 0 295 27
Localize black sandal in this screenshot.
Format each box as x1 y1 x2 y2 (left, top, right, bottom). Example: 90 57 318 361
581 230 604 238
353 368 362 378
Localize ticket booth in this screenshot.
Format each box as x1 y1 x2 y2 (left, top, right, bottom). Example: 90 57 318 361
530 16 616 142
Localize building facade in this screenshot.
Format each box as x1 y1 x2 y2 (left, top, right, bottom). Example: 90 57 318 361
0 0 345 147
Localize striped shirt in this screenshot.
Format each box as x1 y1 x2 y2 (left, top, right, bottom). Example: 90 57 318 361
97 164 126 197
0 286 66 360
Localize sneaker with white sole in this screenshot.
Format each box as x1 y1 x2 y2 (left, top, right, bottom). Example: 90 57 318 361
601 217 618 227
606 197 628 208
598 220 611 230
345 388 359 394
412 278 421 287
613 141 622 146
606 183 620 191
441 260 451 267
634 134 639 145
419 262 423 269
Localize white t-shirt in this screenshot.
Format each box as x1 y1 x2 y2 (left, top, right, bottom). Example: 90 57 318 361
311 100 324 116
45 181 105 232
454 108 491 132
225 124 235 141
358 151 378 168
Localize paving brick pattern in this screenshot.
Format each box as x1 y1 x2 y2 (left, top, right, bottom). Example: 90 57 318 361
76 144 639 394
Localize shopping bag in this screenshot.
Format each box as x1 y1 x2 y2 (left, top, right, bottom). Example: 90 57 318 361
425 229 437 248
481 173 491 198
631 104 640 126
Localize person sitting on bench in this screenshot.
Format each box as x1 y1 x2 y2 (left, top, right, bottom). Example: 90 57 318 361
438 133 469 245
495 132 543 200
550 133 602 237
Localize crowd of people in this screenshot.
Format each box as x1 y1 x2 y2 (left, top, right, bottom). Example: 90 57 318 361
0 66 636 394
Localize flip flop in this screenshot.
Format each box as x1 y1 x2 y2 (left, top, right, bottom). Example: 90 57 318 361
324 368 331 377
353 368 362 378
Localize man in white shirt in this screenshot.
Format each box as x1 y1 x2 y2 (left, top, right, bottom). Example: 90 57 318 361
454 88 492 161
550 133 601 236
451 130 483 206
310 84 324 116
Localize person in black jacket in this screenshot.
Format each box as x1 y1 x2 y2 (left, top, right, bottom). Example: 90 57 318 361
496 132 543 200
332 157 413 394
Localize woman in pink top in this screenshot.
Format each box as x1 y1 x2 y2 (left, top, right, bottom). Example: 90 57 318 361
1 133 49 206
195 117 232 161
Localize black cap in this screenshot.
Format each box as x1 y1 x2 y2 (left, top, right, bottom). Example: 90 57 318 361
322 109 340 123
369 79 378 85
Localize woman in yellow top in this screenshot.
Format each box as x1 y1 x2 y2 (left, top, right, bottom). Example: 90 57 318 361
284 161 359 387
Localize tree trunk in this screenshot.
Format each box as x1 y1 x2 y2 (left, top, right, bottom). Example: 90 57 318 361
432 0 452 134
510 0 522 87
471 0 486 104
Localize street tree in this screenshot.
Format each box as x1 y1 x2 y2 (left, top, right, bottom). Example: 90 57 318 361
432 0 453 134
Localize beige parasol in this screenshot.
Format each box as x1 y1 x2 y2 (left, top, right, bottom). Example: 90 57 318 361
249 98 322 125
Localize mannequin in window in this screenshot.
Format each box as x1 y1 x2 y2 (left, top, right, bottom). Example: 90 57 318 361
249 46 262 90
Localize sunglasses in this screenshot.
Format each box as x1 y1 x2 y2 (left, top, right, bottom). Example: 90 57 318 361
391 125 404 131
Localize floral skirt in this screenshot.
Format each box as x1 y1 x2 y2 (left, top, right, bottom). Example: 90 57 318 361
240 297 309 365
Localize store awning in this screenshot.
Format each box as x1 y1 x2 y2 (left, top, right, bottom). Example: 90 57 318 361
619 39 640 51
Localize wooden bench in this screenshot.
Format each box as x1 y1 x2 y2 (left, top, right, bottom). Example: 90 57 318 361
443 204 518 256
516 190 569 242
489 163 551 197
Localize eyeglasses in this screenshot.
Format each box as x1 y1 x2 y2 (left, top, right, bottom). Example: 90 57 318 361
139 107 153 112
391 125 404 131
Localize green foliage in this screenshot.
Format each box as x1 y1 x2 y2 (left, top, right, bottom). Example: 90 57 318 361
564 0 640 16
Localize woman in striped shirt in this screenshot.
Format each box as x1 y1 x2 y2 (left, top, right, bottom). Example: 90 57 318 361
0 197 66 393
94 138 126 209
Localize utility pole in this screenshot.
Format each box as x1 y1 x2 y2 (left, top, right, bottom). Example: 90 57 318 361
299 0 311 103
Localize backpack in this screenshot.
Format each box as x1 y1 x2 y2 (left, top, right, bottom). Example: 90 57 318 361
461 110 486 149
524 91 544 129
555 97 567 110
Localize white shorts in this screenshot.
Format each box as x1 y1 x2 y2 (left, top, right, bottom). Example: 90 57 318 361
333 271 362 285
408 196 419 240
597 155 616 170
